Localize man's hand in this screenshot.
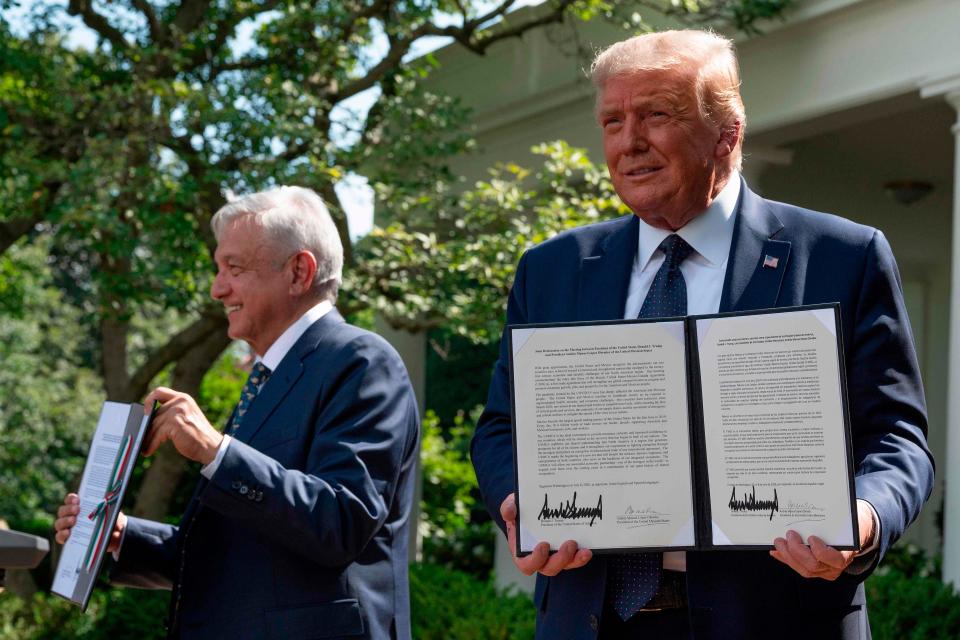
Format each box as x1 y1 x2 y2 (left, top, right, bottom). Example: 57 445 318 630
770 499 876 580
54 493 127 554
500 493 592 576
143 387 222 465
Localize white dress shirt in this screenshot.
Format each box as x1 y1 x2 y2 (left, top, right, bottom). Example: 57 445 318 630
623 176 740 571
623 175 740 319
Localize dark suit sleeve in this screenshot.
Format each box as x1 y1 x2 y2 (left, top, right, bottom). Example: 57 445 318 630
109 516 178 589
197 334 419 567
472 252 531 532
849 230 934 571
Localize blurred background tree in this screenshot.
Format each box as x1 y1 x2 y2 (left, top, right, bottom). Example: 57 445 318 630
1 0 621 527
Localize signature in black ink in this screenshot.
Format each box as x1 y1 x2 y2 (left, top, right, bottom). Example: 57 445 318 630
538 492 602 526
728 485 779 521
624 505 668 516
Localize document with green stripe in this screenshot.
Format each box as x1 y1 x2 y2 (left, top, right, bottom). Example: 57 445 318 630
51 401 155 611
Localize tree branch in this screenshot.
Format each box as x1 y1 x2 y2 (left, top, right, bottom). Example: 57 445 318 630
130 326 232 520
330 0 575 102
427 0 577 55
66 0 131 54
184 0 284 72
330 31 412 103
127 308 228 399
0 180 64 255
0 214 42 255
317 182 355 268
208 0 386 77
131 0 165 44
172 0 212 36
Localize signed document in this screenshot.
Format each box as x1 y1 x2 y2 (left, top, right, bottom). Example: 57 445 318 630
509 304 858 555
51 401 154 610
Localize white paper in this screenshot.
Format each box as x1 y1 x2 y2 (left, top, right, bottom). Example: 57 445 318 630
512 321 695 552
696 308 855 547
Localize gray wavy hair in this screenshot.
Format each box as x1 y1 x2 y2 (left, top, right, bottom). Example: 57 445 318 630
211 186 343 302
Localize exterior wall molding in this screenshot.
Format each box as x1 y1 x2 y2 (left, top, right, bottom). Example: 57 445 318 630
928 77 960 587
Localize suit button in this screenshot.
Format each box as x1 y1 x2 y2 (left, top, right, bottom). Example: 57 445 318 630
239 485 248 495
255 491 263 502
589 614 599 632
231 480 241 489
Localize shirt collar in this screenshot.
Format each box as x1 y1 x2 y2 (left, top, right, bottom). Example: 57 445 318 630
259 300 333 370
636 173 741 270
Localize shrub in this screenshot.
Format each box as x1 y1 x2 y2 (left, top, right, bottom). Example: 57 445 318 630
0 587 167 639
410 563 535 640
419 408 493 577
867 545 960 640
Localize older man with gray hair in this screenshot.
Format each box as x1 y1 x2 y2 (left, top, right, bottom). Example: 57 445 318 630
472 29 933 639
55 186 420 639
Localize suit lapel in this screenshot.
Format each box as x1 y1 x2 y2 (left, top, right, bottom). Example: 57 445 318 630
719 181 791 312
578 214 639 320
231 310 343 444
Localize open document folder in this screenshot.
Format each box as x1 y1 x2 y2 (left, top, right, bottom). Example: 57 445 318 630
51 401 156 610
509 304 859 556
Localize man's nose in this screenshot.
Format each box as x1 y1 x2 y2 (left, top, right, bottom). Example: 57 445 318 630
210 272 227 300
626 118 650 152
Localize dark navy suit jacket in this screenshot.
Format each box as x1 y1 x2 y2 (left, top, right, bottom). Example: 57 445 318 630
472 181 934 639
113 310 420 640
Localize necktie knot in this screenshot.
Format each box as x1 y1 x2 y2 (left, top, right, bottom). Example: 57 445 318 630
249 361 271 386
659 234 693 270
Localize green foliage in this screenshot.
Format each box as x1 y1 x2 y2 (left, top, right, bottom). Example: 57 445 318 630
410 563 535 640
351 140 627 341
0 254 26 316
875 542 941 580
0 241 103 529
197 348 249 430
2 565 533 640
867 545 960 640
419 408 493 576
0 587 167 639
425 328 499 423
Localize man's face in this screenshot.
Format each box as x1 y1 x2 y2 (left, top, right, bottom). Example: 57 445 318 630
599 68 729 230
211 216 295 356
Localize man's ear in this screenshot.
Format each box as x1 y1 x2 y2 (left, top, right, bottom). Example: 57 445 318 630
715 120 742 160
288 250 318 295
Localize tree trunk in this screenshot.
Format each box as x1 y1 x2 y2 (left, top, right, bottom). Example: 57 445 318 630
318 181 354 267
131 329 232 519
101 314 133 401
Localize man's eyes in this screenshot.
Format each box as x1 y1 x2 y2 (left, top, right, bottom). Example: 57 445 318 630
216 264 244 276
601 111 669 128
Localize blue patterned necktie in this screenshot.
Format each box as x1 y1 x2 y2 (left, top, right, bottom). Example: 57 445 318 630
607 234 693 620
227 361 271 436
638 234 694 319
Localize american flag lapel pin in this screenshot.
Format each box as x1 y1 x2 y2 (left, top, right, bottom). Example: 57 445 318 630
763 254 779 269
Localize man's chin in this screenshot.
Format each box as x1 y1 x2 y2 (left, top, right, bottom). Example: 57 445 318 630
225 321 244 341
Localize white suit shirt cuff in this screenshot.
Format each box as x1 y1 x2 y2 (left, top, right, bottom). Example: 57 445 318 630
200 434 233 480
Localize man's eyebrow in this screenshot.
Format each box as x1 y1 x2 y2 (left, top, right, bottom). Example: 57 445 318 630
597 104 622 117
215 252 245 265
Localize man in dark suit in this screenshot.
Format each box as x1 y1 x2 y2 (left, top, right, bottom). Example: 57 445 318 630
55 186 419 639
471 30 934 639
